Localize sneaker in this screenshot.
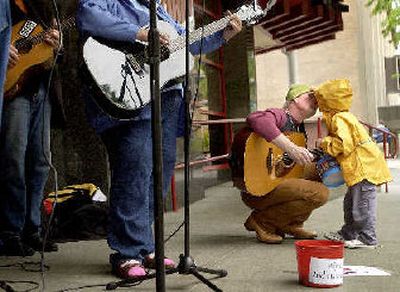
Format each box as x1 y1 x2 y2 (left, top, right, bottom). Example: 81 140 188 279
112 259 147 280
144 253 176 269
324 231 345 242
344 239 377 249
0 236 35 257
24 234 58 252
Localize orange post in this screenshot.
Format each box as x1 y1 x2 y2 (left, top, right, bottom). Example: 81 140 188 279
170 175 178 212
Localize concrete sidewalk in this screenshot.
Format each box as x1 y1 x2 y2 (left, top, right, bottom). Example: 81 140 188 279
0 168 399 291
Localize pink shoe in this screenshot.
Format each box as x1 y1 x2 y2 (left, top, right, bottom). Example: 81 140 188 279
144 253 176 269
113 259 147 279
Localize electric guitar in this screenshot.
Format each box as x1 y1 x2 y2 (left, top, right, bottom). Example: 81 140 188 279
4 16 75 99
230 127 307 196
82 2 275 120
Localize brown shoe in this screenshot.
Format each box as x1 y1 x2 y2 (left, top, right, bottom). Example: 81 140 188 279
244 215 255 231
256 230 283 244
244 214 283 244
280 226 317 239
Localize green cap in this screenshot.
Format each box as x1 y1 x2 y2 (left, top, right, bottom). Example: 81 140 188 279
285 84 312 101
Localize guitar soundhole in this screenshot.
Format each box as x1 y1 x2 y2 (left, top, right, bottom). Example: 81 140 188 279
266 148 273 174
15 38 33 54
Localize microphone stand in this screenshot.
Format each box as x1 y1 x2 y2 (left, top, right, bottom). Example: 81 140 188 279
105 0 229 291
148 0 166 290
105 0 168 291
167 0 228 291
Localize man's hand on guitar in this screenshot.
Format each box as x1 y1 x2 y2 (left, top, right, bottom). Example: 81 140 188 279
8 45 20 69
136 29 170 45
44 29 60 49
272 134 313 166
223 11 242 42
44 19 61 50
287 146 315 165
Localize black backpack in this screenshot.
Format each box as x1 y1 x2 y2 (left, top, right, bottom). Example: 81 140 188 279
42 184 108 242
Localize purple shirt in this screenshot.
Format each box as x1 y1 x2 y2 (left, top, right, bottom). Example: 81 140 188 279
246 108 289 142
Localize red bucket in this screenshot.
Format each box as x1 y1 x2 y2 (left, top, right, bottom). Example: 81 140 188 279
295 240 344 288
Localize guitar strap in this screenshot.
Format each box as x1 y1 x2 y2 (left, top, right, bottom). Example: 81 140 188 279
283 111 300 132
19 0 51 29
14 0 28 14
298 122 306 134
283 111 308 143
136 0 162 18
137 0 158 7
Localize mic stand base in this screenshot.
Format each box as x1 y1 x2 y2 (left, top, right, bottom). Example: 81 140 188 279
105 255 227 292
172 254 228 292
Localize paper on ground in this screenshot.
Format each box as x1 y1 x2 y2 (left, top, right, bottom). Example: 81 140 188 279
343 266 391 276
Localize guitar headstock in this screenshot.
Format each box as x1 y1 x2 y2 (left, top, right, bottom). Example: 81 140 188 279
235 0 277 26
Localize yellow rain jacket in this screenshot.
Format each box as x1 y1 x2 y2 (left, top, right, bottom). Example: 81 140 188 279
315 79 392 187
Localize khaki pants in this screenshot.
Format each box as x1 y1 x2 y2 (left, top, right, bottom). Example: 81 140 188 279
241 179 329 232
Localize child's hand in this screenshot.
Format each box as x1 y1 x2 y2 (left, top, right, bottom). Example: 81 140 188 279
315 138 323 148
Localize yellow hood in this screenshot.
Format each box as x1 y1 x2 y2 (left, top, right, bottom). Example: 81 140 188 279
315 79 353 112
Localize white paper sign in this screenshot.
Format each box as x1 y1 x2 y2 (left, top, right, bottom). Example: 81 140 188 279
343 266 391 276
309 257 344 285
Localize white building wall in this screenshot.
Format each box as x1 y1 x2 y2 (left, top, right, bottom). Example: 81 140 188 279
254 0 394 124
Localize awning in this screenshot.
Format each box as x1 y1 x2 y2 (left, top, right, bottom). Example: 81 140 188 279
254 0 348 54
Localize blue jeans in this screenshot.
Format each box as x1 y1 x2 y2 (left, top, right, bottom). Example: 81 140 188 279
0 0 12 124
0 83 51 240
101 90 182 266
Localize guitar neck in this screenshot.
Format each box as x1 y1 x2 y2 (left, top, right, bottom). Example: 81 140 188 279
168 15 232 54
15 17 75 52
167 2 273 54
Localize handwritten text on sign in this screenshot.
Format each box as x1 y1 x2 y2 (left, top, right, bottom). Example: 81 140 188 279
309 257 344 285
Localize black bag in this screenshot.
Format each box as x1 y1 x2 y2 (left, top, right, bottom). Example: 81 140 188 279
42 184 108 241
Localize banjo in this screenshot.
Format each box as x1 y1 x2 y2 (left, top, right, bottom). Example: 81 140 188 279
82 2 275 119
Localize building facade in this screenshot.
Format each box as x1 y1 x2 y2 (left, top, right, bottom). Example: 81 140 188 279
255 0 395 125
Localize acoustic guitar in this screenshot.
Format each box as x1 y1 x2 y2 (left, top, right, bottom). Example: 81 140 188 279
230 127 307 196
4 16 74 98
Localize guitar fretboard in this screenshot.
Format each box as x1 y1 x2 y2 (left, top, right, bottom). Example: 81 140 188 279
15 16 75 52
168 15 232 54
166 1 276 54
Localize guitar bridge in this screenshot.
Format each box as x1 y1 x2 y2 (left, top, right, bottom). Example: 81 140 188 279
126 54 145 77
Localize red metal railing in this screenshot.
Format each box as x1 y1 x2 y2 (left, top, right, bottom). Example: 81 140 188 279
360 121 398 159
360 121 398 193
168 0 231 211
170 118 246 211
169 118 399 211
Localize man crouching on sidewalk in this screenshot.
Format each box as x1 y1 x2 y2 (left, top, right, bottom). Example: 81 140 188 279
242 84 329 244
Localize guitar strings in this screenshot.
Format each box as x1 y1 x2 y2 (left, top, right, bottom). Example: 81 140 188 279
14 16 74 52
129 14 232 67
168 15 231 54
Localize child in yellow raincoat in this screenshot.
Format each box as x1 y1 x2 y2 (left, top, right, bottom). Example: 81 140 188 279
315 79 392 248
